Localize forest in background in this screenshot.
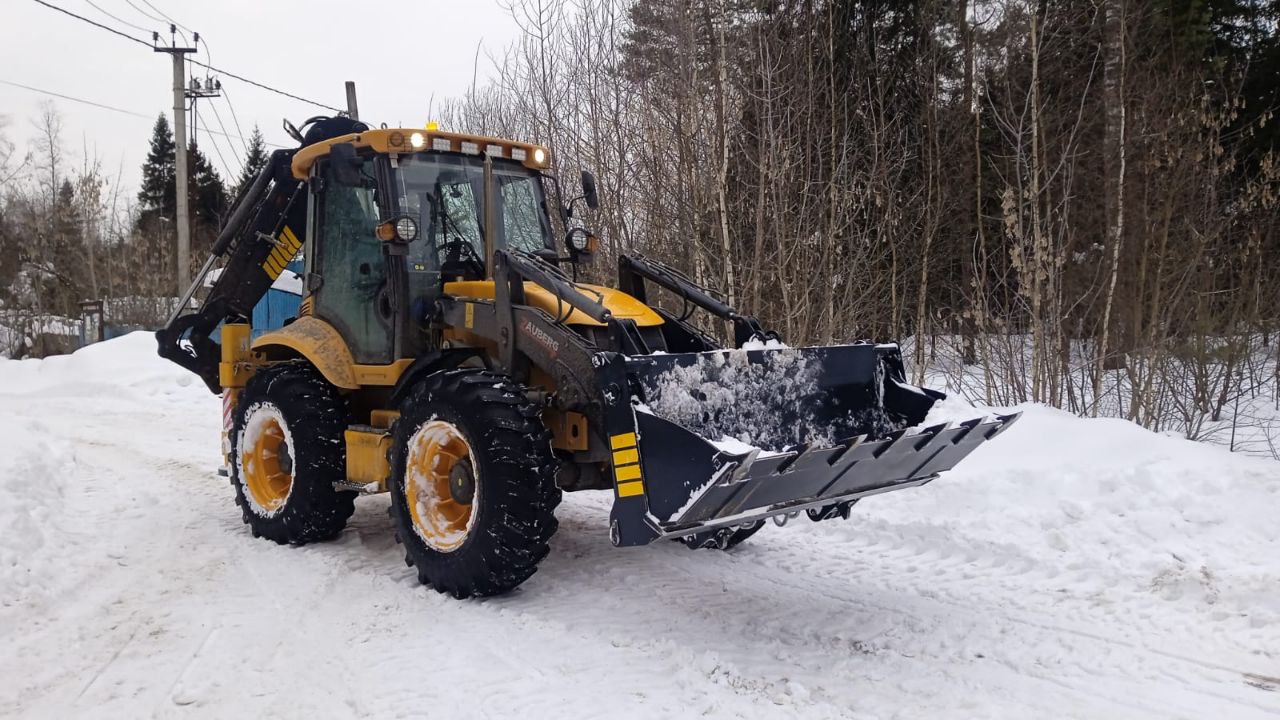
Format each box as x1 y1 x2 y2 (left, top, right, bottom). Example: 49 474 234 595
0 0 1277 450
0 110 268 348
440 0 1279 446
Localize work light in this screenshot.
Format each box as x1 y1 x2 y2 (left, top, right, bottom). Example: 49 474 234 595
395 216 419 242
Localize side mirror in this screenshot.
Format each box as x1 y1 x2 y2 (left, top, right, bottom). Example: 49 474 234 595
329 142 364 187
580 170 599 211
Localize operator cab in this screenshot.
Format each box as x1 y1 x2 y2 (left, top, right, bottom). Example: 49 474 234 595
291 127 579 362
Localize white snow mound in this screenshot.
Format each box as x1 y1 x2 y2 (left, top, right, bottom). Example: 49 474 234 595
0 333 1277 718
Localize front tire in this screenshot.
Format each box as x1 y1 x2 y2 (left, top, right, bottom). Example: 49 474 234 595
389 370 560 598
229 364 355 544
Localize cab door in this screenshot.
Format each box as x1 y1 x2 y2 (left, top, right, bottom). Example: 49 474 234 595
306 158 393 364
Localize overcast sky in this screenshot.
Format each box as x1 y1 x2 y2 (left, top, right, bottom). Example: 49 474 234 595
1 0 523 198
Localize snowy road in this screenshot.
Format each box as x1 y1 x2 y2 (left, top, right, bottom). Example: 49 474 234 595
1 333 1278 719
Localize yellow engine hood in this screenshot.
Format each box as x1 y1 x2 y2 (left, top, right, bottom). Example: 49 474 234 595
443 281 662 327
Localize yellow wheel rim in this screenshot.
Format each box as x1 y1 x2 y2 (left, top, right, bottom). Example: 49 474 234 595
240 407 294 515
405 420 478 552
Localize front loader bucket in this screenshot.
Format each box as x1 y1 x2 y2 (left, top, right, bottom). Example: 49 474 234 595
599 343 1019 546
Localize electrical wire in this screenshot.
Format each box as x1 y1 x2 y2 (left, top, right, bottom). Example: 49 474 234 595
1 77 152 118
138 0 190 34
195 102 240 183
219 85 248 151
30 0 343 113
31 0 151 47
188 57 343 113
122 0 163 24
0 78 288 147
84 0 155 34
137 0 188 43
207 99 246 175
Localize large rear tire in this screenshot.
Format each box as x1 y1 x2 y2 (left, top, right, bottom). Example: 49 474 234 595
389 369 560 598
229 364 355 544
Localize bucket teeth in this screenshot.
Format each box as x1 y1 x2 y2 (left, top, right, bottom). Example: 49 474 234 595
607 341 1023 547
723 448 759 485
651 412 1021 535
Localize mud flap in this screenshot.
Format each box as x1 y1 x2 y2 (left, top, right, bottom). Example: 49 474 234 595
599 344 1021 547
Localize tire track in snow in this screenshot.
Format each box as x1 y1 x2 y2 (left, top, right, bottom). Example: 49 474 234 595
5 391 1278 719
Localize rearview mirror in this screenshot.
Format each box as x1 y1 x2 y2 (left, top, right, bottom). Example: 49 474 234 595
580 170 599 211
329 142 364 187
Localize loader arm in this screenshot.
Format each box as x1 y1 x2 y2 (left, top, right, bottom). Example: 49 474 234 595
439 247 1019 548
155 148 305 393
155 115 374 392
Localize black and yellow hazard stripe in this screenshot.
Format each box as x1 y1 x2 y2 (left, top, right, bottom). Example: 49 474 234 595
610 432 645 497
261 225 302 280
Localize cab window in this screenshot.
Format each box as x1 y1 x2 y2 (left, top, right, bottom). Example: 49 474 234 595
311 158 392 363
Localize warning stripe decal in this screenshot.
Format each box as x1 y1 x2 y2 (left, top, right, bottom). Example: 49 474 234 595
222 392 234 431
261 225 302 280
609 432 645 496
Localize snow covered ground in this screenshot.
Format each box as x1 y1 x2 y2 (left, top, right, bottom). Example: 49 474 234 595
1 333 1278 719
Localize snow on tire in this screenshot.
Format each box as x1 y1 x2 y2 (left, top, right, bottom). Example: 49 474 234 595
229 364 355 544
388 369 561 599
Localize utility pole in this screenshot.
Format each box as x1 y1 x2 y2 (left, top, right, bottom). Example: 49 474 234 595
154 25 197 297
345 81 360 121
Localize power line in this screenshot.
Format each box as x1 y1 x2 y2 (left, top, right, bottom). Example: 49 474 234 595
31 0 343 113
84 0 155 34
122 0 163 23
137 0 188 43
31 0 151 48
220 86 248 152
146 0 212 67
194 103 239 183
0 78 288 147
0 77 151 118
138 0 190 34
189 57 343 113
207 99 245 176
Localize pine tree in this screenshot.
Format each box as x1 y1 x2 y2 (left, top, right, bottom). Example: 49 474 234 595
236 125 269 197
134 115 227 232
188 142 228 230
137 114 176 222
133 115 229 282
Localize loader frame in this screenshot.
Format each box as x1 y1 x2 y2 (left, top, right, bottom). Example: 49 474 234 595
158 120 1019 569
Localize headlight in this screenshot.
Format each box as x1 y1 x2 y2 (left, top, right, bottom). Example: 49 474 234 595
395 216 419 241
410 132 425 149
532 148 546 164
568 229 590 251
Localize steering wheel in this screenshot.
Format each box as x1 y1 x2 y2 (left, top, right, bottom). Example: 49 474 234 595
438 235 486 277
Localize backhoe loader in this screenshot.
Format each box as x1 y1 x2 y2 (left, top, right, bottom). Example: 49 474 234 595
158 115 1018 598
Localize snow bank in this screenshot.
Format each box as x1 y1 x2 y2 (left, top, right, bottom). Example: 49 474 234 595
0 331 204 401
0 333 213 613
1 331 1278 718
873 397 1280 633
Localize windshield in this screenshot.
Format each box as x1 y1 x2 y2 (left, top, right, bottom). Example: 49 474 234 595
391 153 553 268
388 152 555 326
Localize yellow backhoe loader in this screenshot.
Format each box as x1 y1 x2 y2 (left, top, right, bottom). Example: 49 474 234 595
158 116 1017 597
